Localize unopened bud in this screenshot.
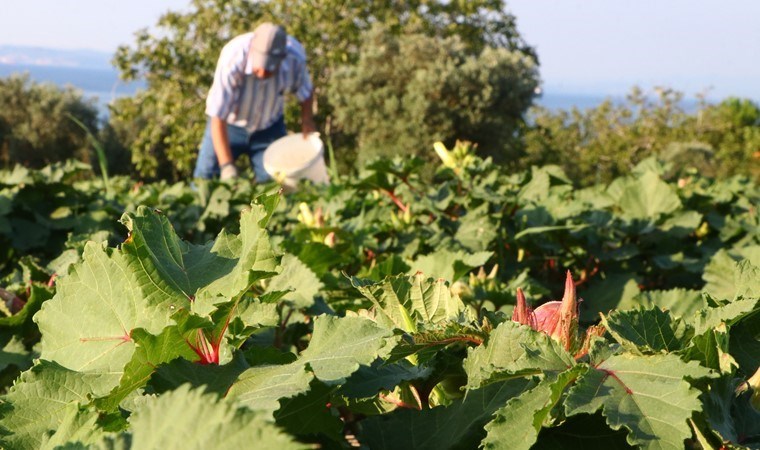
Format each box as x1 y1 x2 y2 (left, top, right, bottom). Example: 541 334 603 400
511 288 536 328
433 141 456 169
553 271 579 351
298 202 315 227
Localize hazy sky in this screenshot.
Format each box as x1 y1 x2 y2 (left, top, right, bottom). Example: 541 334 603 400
1 0 759 100
0 1 188 50
508 0 760 99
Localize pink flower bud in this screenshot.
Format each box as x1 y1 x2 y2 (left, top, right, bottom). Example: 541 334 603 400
528 271 579 351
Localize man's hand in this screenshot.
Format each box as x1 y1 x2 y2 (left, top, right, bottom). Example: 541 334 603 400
220 162 238 181
301 116 317 137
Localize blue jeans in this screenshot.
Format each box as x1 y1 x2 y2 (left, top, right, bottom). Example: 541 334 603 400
193 116 287 180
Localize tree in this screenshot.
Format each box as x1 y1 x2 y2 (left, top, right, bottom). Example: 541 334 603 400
110 0 537 179
328 24 538 165
0 74 99 169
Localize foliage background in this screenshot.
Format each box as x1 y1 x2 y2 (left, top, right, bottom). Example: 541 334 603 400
0 0 758 184
0 75 98 169
106 0 538 178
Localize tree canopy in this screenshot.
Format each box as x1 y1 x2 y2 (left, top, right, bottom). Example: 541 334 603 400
0 75 98 169
329 24 538 166
109 0 538 179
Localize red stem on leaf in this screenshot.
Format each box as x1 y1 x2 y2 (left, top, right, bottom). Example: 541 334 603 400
600 368 633 395
379 393 421 410
381 188 409 214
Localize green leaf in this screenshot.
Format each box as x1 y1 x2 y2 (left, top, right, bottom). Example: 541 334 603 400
151 351 250 395
93 327 198 411
0 336 31 372
409 249 492 283
734 260 760 299
531 413 632 449
601 307 693 354
338 360 433 398
482 366 586 450
694 296 760 335
579 273 641 322
122 205 277 308
387 322 487 364
514 224 585 240
565 354 714 450
119 207 223 305
274 381 342 440
701 377 760 446
0 361 111 450
266 253 323 309
228 315 394 411
729 317 760 374
607 171 682 220
352 273 466 332
463 321 575 390
631 289 706 320
35 203 280 394
35 243 168 392
454 204 498 252
225 359 314 413
126 384 300 450
682 323 737 374
296 315 395 384
38 403 103 450
703 250 740 300
358 378 536 450
518 166 551 203
703 253 760 301
660 210 703 237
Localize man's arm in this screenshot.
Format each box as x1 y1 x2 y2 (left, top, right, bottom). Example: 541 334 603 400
210 116 233 166
210 116 238 179
300 95 316 136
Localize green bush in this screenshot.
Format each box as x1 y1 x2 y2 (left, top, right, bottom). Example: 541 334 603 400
328 24 538 165
520 88 760 185
0 75 98 169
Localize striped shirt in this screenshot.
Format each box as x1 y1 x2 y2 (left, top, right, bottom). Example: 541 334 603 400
205 32 313 133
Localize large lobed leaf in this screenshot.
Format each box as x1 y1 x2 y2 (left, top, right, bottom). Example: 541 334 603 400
34 203 278 394
463 321 575 390
358 378 536 450
35 242 163 392
227 315 394 412
0 361 109 450
351 273 466 332
125 384 301 450
601 307 693 354
564 353 715 450
606 171 682 221
481 366 586 450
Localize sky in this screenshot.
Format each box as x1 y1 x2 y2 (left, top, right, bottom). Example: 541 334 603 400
0 1 188 51
508 0 760 100
1 0 759 101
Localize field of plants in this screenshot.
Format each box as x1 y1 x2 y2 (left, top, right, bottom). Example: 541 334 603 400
0 142 758 449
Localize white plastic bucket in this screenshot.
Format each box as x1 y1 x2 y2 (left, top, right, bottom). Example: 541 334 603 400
263 132 330 191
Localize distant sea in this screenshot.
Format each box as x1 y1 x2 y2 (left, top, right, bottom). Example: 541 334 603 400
0 63 704 118
0 63 143 118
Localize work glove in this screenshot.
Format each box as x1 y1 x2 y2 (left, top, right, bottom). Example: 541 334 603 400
220 163 238 181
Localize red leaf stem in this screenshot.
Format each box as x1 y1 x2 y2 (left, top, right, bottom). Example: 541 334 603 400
600 368 633 395
381 188 409 213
